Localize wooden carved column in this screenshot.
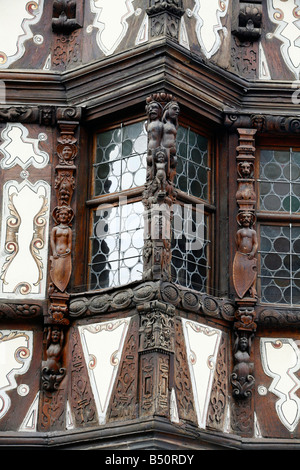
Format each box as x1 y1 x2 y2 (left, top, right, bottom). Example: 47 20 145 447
231 128 257 436
142 92 179 281
39 107 81 431
137 300 175 419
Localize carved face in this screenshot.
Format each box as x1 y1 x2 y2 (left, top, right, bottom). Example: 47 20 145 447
148 102 161 120
62 145 74 160
57 207 72 224
240 212 252 227
168 102 180 119
51 328 61 343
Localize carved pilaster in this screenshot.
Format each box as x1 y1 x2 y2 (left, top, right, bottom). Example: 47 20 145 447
231 128 258 436
142 93 180 282
146 0 185 41
41 107 81 398
137 300 175 418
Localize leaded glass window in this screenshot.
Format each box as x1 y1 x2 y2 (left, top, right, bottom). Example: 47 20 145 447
93 121 147 196
259 225 300 305
176 126 210 201
258 146 300 305
171 203 210 291
259 148 300 213
89 120 213 293
89 201 144 289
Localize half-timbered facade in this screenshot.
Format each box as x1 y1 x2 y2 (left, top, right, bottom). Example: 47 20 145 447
0 0 299 449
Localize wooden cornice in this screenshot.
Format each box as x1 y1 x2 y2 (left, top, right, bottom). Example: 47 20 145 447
0 39 298 126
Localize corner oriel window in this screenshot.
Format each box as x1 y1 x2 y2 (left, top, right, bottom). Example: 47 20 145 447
88 118 213 293
258 147 300 305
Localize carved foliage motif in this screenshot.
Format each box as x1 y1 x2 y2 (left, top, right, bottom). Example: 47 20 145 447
207 335 227 430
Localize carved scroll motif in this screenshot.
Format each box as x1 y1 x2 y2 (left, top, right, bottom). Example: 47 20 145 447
142 93 180 282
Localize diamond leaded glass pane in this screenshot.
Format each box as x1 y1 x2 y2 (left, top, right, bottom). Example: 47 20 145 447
89 201 144 289
259 224 300 305
259 148 300 213
94 121 147 195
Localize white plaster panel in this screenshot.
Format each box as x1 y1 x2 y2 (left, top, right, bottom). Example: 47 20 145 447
0 330 33 421
0 0 44 68
182 318 222 429
267 0 300 79
0 123 49 170
0 179 50 299
89 0 135 55
260 338 300 432
188 0 229 59
78 318 130 424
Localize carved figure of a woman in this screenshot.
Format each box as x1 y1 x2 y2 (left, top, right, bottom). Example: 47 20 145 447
50 206 73 292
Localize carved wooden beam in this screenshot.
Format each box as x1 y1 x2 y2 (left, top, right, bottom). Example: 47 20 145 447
232 0 262 40
224 112 300 134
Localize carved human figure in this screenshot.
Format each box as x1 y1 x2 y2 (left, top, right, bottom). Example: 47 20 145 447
50 206 73 292
161 100 179 185
43 326 64 373
231 333 254 398
233 211 258 299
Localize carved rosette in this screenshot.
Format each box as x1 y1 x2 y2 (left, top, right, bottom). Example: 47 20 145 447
137 300 175 418
142 93 180 282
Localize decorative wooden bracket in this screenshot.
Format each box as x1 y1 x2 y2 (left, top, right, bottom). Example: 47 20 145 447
232 0 262 40
52 0 83 33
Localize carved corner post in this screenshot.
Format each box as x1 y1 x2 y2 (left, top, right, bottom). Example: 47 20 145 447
231 128 257 436
142 92 179 282
146 0 185 42
231 0 262 78
39 107 81 431
137 301 175 419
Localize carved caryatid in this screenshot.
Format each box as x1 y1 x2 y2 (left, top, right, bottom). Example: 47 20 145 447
233 211 258 300
233 128 257 301
50 205 73 293
143 93 180 281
